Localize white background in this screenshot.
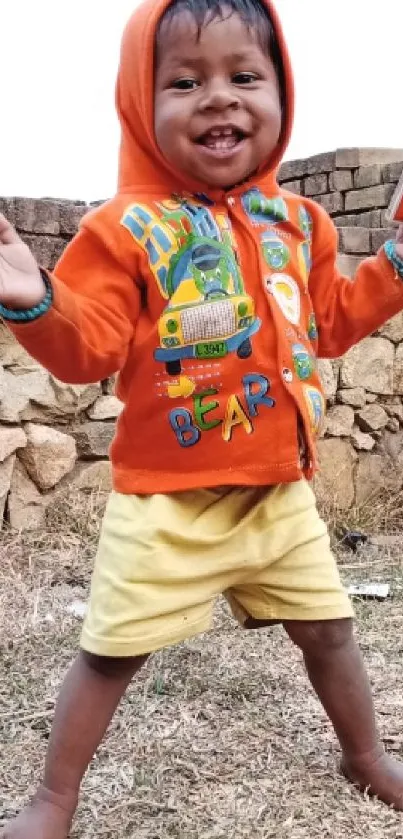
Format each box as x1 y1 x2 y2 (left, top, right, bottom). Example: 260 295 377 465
1 0 401 201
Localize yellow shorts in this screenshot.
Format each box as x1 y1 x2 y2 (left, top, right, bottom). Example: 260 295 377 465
81 480 353 657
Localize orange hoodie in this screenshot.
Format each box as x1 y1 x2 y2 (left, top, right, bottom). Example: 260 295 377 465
7 0 403 493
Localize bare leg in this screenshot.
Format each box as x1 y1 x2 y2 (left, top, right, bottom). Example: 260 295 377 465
285 618 403 808
1 650 147 838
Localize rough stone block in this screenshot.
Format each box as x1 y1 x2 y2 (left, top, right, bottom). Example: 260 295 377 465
357 404 389 432
371 228 395 253
87 396 123 421
317 359 337 401
336 148 403 169
8 460 46 531
338 227 370 255
345 184 395 212
73 422 115 458
59 203 89 237
314 439 357 510
394 345 403 394
341 336 394 395
281 180 303 195
0 324 38 369
279 152 335 181
0 427 27 463
313 192 344 215
19 234 55 269
353 165 382 189
333 211 381 228
304 174 328 196
382 161 403 183
329 170 353 193
338 388 366 408
0 369 51 423
336 253 362 278
0 198 16 226
14 198 60 236
355 454 385 504
325 405 355 437
73 461 113 493
351 427 375 452
384 402 403 423
0 454 15 525
379 312 403 344
380 209 394 227
305 152 337 175
18 424 77 490
20 378 100 423
278 159 308 181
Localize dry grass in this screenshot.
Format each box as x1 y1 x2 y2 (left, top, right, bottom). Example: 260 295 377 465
1 488 403 838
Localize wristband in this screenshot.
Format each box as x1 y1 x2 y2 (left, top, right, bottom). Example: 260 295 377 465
0 271 53 322
384 240 403 279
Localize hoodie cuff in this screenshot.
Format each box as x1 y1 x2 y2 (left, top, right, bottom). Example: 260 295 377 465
0 271 53 322
384 240 403 279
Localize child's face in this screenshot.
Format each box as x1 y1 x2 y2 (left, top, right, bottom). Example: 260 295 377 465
154 9 282 189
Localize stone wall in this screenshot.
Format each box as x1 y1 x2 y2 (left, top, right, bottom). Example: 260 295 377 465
1 146 403 528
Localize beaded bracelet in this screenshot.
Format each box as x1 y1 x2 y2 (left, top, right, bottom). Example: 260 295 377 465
384 240 403 278
0 271 53 322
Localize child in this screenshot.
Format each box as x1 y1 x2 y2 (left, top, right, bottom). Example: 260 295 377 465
2 0 403 834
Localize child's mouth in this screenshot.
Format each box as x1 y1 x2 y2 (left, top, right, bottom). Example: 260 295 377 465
195 126 247 154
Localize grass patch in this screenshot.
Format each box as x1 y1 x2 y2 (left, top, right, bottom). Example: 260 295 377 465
1 487 403 837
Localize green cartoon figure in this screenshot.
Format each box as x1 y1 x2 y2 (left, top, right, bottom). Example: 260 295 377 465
292 343 315 380
261 232 290 271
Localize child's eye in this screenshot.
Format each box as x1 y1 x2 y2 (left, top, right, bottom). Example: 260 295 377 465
171 78 199 91
232 72 258 85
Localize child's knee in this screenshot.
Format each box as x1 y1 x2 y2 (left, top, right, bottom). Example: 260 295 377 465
284 618 354 657
80 649 148 678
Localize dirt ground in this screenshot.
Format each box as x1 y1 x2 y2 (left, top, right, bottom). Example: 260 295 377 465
1 491 403 838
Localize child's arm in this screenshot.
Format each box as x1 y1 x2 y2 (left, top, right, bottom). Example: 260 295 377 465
0 212 141 383
307 203 403 359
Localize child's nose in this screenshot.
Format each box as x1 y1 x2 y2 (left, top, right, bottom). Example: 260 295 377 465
199 79 241 112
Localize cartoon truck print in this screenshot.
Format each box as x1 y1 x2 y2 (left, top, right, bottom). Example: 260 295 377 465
154 239 261 376
120 200 261 376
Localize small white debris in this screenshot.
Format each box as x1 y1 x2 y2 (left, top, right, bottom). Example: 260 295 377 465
67 600 88 619
348 583 390 601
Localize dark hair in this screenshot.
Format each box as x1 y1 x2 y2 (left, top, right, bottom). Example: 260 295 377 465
157 0 286 107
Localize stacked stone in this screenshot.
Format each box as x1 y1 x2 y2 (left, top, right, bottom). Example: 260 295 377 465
278 147 403 509
1 147 403 527
279 147 403 273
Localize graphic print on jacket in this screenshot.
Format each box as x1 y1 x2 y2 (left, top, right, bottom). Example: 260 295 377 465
121 190 322 450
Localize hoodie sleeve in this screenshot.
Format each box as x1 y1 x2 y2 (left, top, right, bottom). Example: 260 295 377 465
6 209 142 384
308 202 403 359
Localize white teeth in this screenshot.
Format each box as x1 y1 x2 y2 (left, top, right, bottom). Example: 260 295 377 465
204 135 238 150
209 127 235 138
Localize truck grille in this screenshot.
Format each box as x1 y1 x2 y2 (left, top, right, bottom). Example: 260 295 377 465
181 300 236 343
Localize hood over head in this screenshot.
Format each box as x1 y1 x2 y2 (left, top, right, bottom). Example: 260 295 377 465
115 0 294 196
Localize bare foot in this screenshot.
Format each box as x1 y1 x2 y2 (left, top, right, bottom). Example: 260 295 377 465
342 749 403 809
1 792 74 839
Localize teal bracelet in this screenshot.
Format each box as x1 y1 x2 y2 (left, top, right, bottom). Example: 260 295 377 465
384 240 403 278
0 272 53 322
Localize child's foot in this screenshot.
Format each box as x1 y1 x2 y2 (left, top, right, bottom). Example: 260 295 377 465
342 749 403 809
1 792 73 839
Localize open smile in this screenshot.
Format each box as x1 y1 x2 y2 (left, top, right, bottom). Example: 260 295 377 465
194 125 249 157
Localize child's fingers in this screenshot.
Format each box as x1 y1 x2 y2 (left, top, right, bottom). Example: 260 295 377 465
0 213 21 246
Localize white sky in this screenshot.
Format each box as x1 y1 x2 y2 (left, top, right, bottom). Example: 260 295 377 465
1 1 402 202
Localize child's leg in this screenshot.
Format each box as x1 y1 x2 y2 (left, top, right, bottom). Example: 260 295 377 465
1 650 147 839
284 618 403 807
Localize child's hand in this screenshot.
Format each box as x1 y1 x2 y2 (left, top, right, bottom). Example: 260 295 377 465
396 224 403 260
0 213 47 310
